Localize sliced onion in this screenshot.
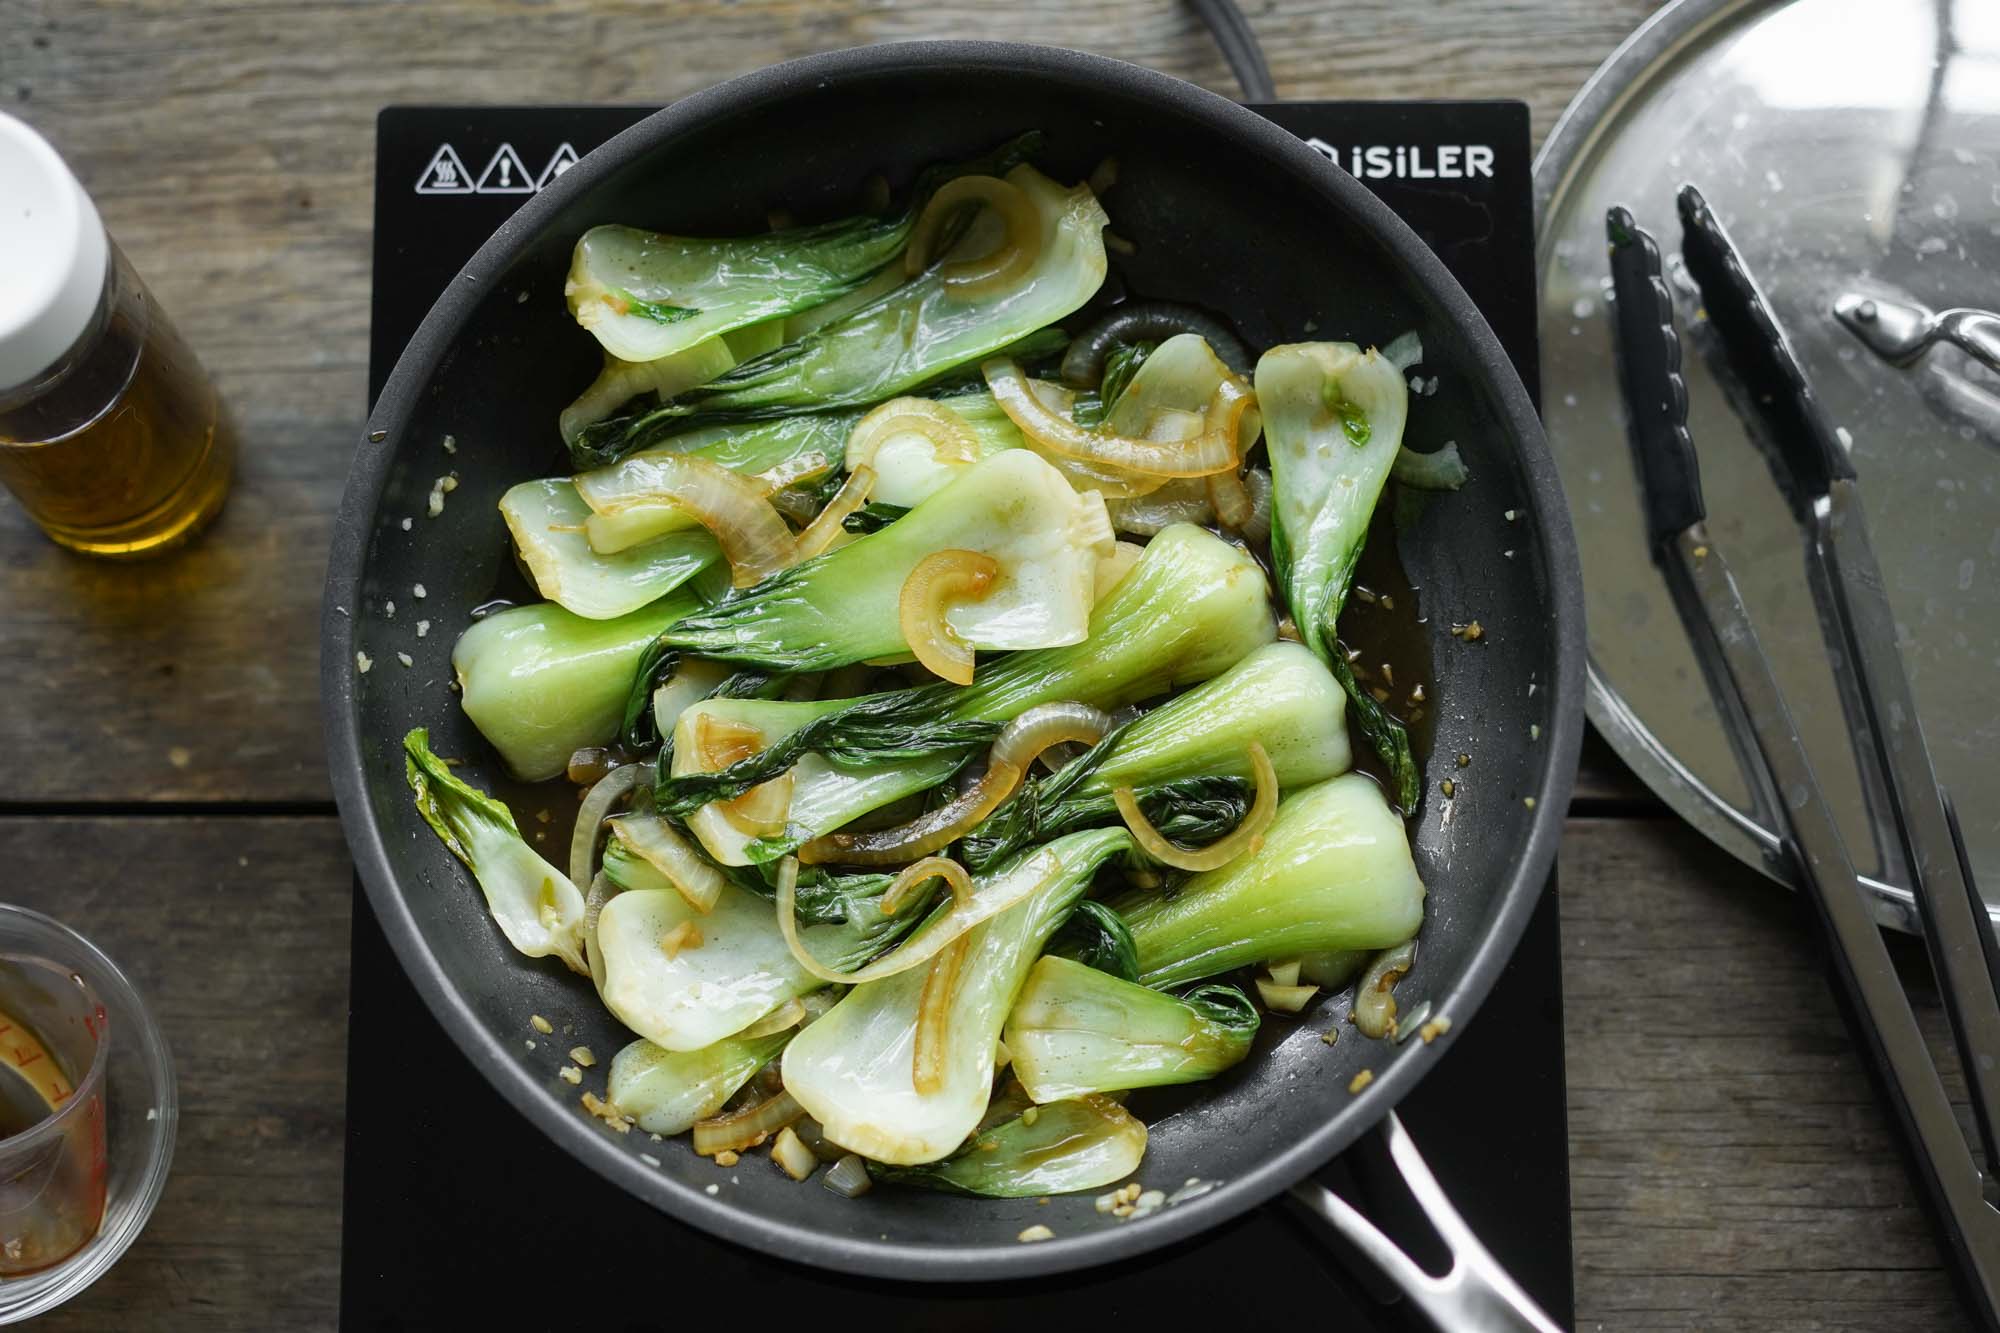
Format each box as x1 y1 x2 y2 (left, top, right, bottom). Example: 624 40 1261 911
1240 466 1273 546
1208 467 1255 530
1353 940 1418 1039
571 763 648 891
579 453 794 588
985 358 1238 479
692 1088 804 1157
1108 478 1213 536
824 1153 873 1198
1115 741 1277 872
756 450 834 493
792 465 875 562
913 936 970 1095
898 549 999 687
780 857 972 985
607 813 726 914
738 996 807 1039
846 399 979 472
905 176 1041 298
799 702 1113 866
584 872 615 992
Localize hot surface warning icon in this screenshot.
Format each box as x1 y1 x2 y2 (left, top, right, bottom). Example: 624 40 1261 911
414 144 474 195
474 144 535 195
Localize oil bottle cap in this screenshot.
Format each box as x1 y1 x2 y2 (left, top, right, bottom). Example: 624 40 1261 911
0 111 110 394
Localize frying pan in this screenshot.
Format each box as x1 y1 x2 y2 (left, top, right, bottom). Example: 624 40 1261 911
322 39 1584 1316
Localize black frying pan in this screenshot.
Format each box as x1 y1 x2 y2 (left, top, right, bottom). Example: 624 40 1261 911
322 41 1584 1299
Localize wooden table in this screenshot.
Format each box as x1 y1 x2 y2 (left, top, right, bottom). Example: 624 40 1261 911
0 2 1975 1327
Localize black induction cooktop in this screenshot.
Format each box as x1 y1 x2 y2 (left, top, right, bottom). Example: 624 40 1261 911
346 98 1569 1331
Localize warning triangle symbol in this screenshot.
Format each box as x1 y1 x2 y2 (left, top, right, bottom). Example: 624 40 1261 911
414 144 475 195
536 142 580 191
474 144 535 195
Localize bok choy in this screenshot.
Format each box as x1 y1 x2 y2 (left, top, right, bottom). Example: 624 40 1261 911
403 729 587 973
1004 956 1259 1102
1255 342 1418 808
452 592 703 781
869 1094 1146 1197
962 640 1351 869
648 450 1113 671
594 876 913 1052
606 1031 789 1136
1120 772 1425 989
653 522 1275 819
782 826 1129 1164
571 164 1107 463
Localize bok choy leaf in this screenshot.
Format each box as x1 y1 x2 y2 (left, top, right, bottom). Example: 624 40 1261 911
500 478 721 621
781 826 1130 1164
1118 772 1425 989
605 1031 789 1136
651 449 1114 671
571 164 1106 463
961 640 1351 868
868 1094 1145 1197
1255 342 1417 809
565 133 1044 366
594 877 914 1052
652 522 1276 820
1003 956 1258 1102
403 728 587 973
452 592 704 782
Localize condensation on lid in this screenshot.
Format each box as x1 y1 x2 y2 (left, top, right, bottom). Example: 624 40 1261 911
0 110 109 393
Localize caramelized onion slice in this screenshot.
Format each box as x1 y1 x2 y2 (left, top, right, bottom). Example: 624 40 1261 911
778 856 988 986
607 813 726 914
1208 467 1255 529
905 176 1042 298
898 549 999 687
692 1089 804 1157
578 452 794 588
913 937 971 1095
792 465 875 562
846 399 980 472
571 762 648 891
1115 741 1277 872
798 702 1112 867
717 770 794 838
984 358 1238 479
1352 939 1418 1040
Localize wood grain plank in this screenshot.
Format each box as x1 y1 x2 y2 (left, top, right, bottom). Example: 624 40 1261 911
0 0 1665 802
0 817 350 1333
1561 814 1971 1332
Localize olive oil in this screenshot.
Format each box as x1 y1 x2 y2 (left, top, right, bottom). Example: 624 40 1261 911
0 248 235 557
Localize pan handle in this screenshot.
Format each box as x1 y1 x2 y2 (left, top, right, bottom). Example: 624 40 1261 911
1284 1110 1565 1333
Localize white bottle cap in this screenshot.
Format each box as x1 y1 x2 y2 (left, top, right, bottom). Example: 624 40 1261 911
0 111 110 394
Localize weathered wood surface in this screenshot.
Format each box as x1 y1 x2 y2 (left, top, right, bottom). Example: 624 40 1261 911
0 818 350 1333
5 3 1977 1331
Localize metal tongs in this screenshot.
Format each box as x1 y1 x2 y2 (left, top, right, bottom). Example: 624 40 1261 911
1607 186 2000 1330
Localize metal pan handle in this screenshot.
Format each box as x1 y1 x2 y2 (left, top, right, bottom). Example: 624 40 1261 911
1285 1110 1565 1333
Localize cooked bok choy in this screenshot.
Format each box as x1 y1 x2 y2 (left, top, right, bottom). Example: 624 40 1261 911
452 592 704 781
566 133 1042 367
646 450 1113 671
405 138 1466 1205
572 164 1108 462
962 640 1351 869
605 1031 789 1136
1120 772 1425 988
1004 956 1259 1102
653 522 1275 819
782 827 1129 1164
869 1094 1146 1197
403 729 587 973
594 873 912 1052
1256 341 1418 809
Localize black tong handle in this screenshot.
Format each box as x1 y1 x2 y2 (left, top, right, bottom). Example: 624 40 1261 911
1607 205 1704 549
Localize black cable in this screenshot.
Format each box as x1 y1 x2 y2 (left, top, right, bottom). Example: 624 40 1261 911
1186 0 1277 101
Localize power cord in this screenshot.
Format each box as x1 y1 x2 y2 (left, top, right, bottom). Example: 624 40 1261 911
1185 0 1277 101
